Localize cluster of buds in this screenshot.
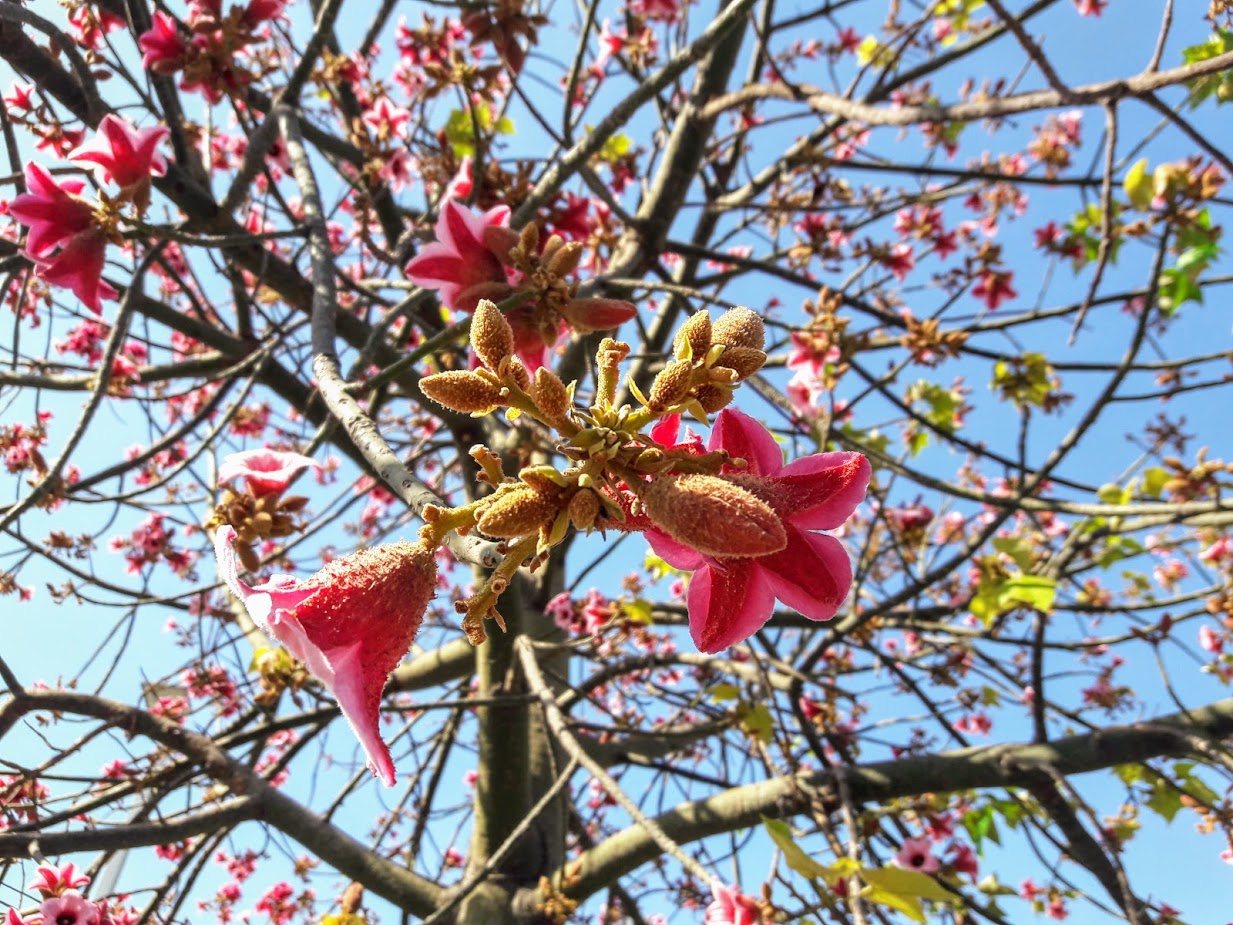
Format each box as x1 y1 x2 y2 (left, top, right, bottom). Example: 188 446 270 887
420 300 868 652
203 449 317 571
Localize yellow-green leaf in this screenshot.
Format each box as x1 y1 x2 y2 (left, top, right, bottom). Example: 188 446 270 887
762 817 839 882
1123 158 1153 210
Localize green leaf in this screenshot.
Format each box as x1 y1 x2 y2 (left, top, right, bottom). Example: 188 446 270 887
1141 467 1169 498
1145 782 1183 823
992 537 1035 571
860 867 957 903
908 430 929 457
1097 482 1131 505
738 702 774 743
621 599 653 624
963 804 997 852
998 575 1056 614
710 683 741 701
762 818 839 882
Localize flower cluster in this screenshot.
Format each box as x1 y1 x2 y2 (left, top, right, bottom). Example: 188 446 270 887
3 861 137 925
405 201 637 370
10 115 168 312
139 1 286 103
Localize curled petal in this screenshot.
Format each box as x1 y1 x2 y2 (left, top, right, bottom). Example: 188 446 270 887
757 527 851 622
687 559 775 654
710 407 782 476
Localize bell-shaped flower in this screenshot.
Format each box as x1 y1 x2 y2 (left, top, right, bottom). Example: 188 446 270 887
137 11 187 73
218 448 320 496
9 163 97 259
404 199 514 314
214 526 439 786
644 408 870 653
69 115 169 209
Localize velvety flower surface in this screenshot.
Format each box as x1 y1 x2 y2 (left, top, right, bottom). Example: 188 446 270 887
644 408 870 652
33 229 117 314
705 882 762 925
218 448 319 496
68 114 170 190
214 526 438 785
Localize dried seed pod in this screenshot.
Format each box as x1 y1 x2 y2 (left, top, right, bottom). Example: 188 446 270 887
471 299 515 370
713 346 767 380
647 359 695 411
711 307 765 352
533 367 572 422
420 370 504 413
643 474 786 559
476 485 560 538
674 311 712 360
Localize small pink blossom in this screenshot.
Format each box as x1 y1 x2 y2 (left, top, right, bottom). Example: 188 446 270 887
972 270 1017 310
1074 0 1106 15
404 199 513 314
218 448 320 496
893 837 940 873
1199 625 1223 654
214 526 438 786
32 862 91 898
32 229 118 314
69 115 169 197
9 163 96 259
139 11 187 72
705 882 761 925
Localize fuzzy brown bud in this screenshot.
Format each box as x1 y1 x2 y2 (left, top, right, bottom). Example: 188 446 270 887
471 299 515 370
714 346 767 380
712 307 765 352
504 356 531 391
546 239 584 278
533 367 572 422
476 485 560 538
694 383 734 413
674 311 712 360
643 474 786 558
421 370 504 413
567 489 601 531
647 359 694 411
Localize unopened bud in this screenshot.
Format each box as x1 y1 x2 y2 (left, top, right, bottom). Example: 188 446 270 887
546 240 584 278
674 311 712 360
567 489 601 530
647 359 694 411
503 356 531 391
421 370 504 413
712 307 765 352
476 485 560 538
534 367 572 422
694 383 734 413
643 474 786 559
714 346 767 380
471 299 515 370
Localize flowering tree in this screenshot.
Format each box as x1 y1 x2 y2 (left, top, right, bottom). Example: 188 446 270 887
2 1 1233 924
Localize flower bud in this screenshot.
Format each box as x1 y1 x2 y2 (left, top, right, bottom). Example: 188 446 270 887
471 299 515 370
546 239 584 278
647 359 694 411
561 297 637 334
713 346 767 380
476 485 560 538
674 311 712 360
534 366 572 422
712 307 765 352
694 383 734 413
421 370 504 413
644 474 786 558
567 488 601 531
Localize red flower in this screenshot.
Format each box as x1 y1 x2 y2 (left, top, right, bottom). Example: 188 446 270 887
33 229 118 314
138 11 188 73
706 882 762 925
214 526 438 786
971 269 1017 310
644 409 870 652
9 163 96 258
69 114 170 192
404 199 514 314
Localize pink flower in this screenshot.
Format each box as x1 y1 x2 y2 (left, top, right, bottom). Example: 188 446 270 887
404 200 514 314
9 163 96 258
1199 625 1223 654
644 409 870 652
894 837 940 873
138 11 187 73
33 229 119 314
69 114 169 192
39 890 100 925
1074 0 1106 15
948 841 979 879
218 448 320 496
32 862 91 898
214 525 439 786
705 882 762 925
972 270 1017 310
880 242 915 281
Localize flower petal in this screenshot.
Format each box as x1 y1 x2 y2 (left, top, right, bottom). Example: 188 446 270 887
687 559 775 653
772 451 870 530
643 524 705 572
758 527 851 622
710 408 782 476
